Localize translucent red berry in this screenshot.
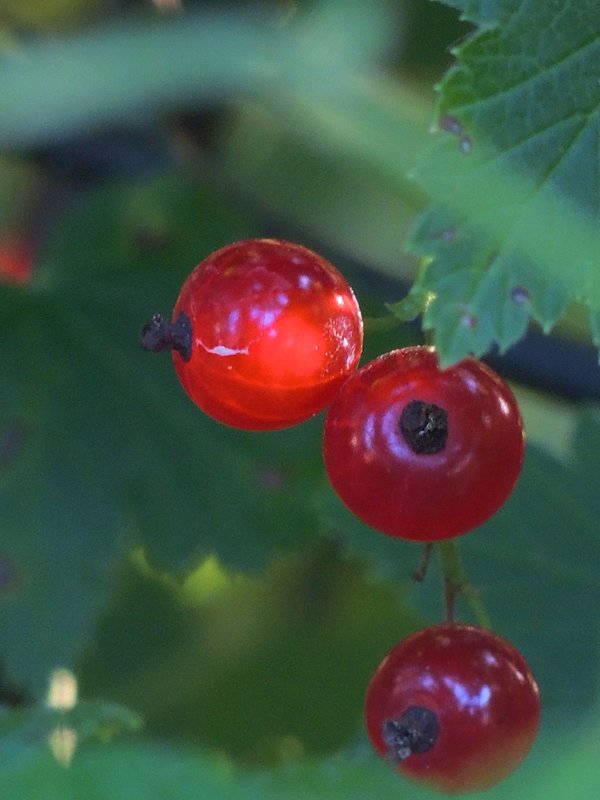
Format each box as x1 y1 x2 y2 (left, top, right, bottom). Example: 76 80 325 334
365 624 540 794
322 346 524 541
141 239 363 430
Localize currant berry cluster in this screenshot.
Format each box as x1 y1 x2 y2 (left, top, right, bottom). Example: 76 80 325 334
142 238 540 794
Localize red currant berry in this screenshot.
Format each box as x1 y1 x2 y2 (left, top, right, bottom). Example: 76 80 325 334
322 346 524 541
365 624 540 794
141 239 363 430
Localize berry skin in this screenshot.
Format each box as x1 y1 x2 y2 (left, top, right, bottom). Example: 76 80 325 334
322 346 524 541
141 239 363 430
365 624 540 794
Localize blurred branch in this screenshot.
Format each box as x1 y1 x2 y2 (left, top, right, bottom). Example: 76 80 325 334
0 4 425 150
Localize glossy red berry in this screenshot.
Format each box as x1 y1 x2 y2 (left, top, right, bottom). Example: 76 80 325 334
365 624 540 794
141 239 363 430
323 346 524 541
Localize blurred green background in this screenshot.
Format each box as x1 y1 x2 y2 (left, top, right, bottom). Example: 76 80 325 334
1 1 599 798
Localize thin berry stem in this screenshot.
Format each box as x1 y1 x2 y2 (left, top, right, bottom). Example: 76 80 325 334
436 541 491 628
413 543 433 582
363 314 400 333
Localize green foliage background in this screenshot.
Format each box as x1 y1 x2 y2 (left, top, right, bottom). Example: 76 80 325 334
1 0 599 797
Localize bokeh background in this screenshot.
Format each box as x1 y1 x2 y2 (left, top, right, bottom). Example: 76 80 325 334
1 1 599 797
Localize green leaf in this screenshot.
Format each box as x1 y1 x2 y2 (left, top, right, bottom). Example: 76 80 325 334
1 170 416 696
0 156 39 231
0 2 399 148
0 698 140 764
215 104 424 277
77 543 423 760
386 283 432 321
0 287 127 696
437 0 511 24
0 174 324 693
410 0 600 363
0 740 421 800
0 721 598 800
0 2 438 295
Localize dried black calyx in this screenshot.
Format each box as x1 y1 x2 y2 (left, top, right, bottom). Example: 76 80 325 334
140 312 192 361
400 400 448 455
382 706 439 762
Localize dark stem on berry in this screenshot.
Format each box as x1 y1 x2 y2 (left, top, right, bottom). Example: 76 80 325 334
400 400 448 455
140 312 192 361
382 706 439 762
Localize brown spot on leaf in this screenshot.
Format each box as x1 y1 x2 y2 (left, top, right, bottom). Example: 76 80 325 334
429 227 458 244
439 114 463 136
459 135 473 154
510 286 530 305
439 114 473 153
460 312 478 329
